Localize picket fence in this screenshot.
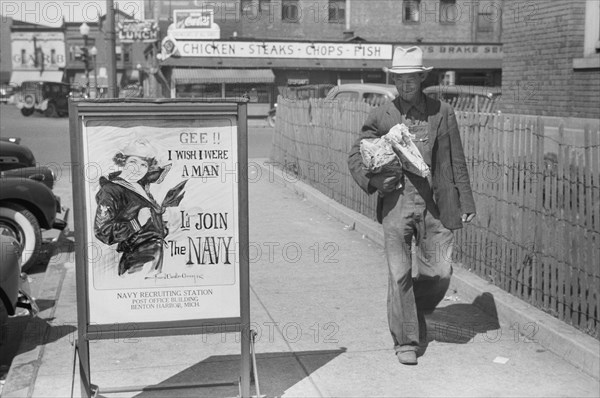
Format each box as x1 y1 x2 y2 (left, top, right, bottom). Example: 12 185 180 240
270 97 600 339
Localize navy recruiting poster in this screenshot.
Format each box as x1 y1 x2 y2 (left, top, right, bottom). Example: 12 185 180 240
81 117 239 324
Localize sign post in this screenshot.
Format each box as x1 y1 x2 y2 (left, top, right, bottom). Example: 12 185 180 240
69 98 253 397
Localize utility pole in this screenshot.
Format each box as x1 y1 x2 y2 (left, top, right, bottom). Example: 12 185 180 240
148 0 161 97
106 0 118 97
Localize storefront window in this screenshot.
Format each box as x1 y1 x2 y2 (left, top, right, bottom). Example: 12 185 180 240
403 0 420 23
440 0 458 24
328 0 345 24
282 0 300 23
176 83 221 98
225 83 270 103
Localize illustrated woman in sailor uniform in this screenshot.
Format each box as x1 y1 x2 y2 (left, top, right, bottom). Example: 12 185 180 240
94 138 186 278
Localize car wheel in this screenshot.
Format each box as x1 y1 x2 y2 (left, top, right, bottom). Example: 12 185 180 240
44 102 57 118
267 114 276 128
20 108 34 117
0 204 41 272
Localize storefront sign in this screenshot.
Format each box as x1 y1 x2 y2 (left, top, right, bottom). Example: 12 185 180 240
11 32 66 68
161 39 392 60
417 44 503 59
118 20 159 43
168 9 220 40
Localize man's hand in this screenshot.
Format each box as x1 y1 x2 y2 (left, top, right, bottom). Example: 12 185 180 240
462 213 476 223
369 170 402 193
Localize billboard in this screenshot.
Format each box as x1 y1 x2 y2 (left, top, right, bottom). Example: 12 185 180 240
70 100 249 330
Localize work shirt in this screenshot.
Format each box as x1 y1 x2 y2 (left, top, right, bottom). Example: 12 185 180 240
396 94 432 167
393 94 438 220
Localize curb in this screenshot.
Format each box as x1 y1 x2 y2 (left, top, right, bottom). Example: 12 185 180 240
257 159 600 381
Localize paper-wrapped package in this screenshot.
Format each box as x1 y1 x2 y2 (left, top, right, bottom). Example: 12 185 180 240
359 137 400 174
359 137 403 190
384 123 430 178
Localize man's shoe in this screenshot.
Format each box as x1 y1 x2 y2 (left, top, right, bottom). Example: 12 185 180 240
396 350 417 365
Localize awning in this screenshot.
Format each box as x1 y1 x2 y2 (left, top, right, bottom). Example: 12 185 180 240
163 57 390 71
72 72 123 87
172 68 275 84
162 57 501 70
10 70 64 85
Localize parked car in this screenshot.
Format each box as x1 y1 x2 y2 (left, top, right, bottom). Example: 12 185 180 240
0 231 39 327
0 137 68 271
423 84 502 112
14 81 71 117
268 84 335 127
324 83 398 106
0 84 18 104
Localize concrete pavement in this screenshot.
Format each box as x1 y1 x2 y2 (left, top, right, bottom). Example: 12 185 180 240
2 160 599 397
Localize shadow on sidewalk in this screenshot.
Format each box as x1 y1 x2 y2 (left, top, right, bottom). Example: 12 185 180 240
97 348 346 397
11 314 77 355
424 292 500 346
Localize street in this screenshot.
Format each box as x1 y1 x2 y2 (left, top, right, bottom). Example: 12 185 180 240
0 102 275 389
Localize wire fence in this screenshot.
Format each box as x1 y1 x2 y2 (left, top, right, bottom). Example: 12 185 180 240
271 97 600 339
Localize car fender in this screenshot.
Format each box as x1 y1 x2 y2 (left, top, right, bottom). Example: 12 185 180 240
0 178 57 229
0 234 21 315
1 166 55 190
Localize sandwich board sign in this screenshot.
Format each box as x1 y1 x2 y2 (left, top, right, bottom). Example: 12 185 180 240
69 99 252 397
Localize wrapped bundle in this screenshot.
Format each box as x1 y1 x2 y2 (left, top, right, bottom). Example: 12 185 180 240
359 137 402 174
384 123 430 178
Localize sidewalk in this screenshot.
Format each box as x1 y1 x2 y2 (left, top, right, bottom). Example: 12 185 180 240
3 160 599 397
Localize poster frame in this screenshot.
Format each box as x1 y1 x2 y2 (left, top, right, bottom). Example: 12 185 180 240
69 98 251 396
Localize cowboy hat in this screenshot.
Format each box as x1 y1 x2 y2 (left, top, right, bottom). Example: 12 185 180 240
383 46 433 74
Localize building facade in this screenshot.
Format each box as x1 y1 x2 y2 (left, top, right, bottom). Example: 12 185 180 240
500 0 600 118
9 20 66 85
64 8 148 96
147 0 503 115
3 12 146 97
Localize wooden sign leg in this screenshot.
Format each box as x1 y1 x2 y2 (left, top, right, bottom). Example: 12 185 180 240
75 338 95 398
250 329 261 397
240 325 251 397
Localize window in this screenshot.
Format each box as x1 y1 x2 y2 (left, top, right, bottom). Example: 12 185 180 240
21 49 26 65
477 8 494 32
241 0 257 17
328 0 345 24
242 0 271 18
403 0 420 23
176 83 221 99
334 92 359 101
583 0 600 55
363 93 388 106
225 84 269 103
440 0 457 24
574 0 600 69
51 49 56 64
282 0 300 23
259 0 271 12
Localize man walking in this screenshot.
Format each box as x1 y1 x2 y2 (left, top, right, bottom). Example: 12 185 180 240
348 47 476 365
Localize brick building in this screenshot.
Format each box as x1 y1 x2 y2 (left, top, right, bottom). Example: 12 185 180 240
8 20 66 85
147 0 503 114
501 0 600 118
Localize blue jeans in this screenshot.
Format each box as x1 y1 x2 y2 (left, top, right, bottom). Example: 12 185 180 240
381 174 454 352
